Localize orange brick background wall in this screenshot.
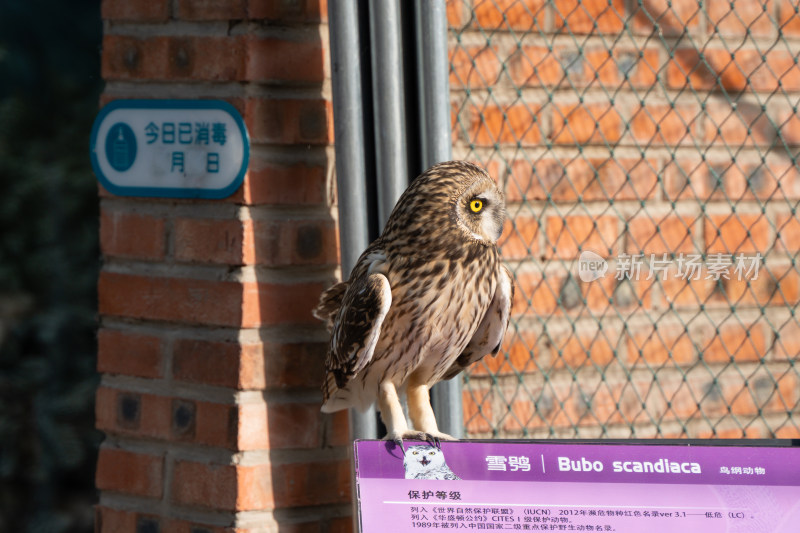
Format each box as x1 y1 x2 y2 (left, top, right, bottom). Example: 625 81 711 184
449 0 800 439
95 1 352 531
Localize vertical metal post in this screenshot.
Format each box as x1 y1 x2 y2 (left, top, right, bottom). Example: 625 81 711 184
414 0 463 439
328 0 378 442
369 0 409 225
414 0 453 170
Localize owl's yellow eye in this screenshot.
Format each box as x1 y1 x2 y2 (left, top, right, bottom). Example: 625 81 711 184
429 451 436 455
412 451 418 455
469 199 483 213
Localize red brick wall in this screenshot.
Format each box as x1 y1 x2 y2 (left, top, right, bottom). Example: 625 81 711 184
95 1 352 531
449 0 800 439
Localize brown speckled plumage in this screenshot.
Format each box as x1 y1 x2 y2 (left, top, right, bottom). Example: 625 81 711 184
314 161 514 443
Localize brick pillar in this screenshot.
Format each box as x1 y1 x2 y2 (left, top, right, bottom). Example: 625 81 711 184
94 1 351 531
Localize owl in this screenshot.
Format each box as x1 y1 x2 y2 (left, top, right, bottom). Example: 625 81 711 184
314 161 514 445
404 445 460 480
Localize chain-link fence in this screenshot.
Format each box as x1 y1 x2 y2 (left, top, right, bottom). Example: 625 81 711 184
448 0 800 438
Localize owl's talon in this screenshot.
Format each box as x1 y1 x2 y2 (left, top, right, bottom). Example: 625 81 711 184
387 431 431 452
422 433 441 448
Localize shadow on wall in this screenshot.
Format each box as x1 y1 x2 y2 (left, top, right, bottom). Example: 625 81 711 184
245 3 354 529
633 0 786 150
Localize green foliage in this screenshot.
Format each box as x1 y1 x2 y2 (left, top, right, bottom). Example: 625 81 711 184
0 1 102 531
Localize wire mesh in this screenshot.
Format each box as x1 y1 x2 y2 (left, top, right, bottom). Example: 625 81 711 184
448 0 800 438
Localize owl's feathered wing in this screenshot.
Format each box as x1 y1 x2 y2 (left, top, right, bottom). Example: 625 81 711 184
313 280 349 332
318 268 392 410
441 264 515 381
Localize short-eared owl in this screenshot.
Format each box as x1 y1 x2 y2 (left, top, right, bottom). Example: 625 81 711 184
314 161 514 444
404 445 460 480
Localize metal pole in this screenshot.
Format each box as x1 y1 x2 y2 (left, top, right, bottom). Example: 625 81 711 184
369 0 409 226
415 0 453 170
414 0 463 439
328 0 378 442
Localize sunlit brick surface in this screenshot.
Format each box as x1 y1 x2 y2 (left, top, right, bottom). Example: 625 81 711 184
450 0 800 439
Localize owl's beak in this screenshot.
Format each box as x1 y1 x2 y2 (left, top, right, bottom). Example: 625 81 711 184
420 456 430 466
494 211 505 241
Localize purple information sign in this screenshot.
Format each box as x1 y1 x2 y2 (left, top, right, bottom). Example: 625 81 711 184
354 440 800 532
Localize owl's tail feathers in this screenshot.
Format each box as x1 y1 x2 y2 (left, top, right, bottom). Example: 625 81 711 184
321 372 372 413
313 281 349 331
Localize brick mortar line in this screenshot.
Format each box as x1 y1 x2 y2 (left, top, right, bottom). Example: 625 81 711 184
503 253 795 269
103 81 245 99
97 319 329 344
765 202 800 220
104 20 324 40
98 318 243 342
100 197 240 218
258 388 324 405
266 503 352 526
101 259 243 281
505 201 800 214
515 312 702 336
531 405 800 425
505 203 704 221
464 155 800 173
449 147 800 166
252 263 339 282
100 260 337 283
233 21 329 41
520 320 800 348
251 446 350 466
102 81 332 101
509 329 796 359
454 143 800 161
98 493 239 527
100 433 351 466
100 436 233 464
480 411 800 439
519 315 800 345
449 86 800 105
100 197 334 220
100 374 238 402
241 205 339 221
249 143 333 164
244 323 330 343
504 200 706 216
99 373 329 403
104 20 229 37
470 359 800 388
541 297 799 324
161 447 176 515
246 77 333 99
96 500 351 530
510 299 792 327
449 30 800 53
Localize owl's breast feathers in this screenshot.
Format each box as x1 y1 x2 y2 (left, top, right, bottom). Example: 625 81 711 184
315 161 515 410
322 262 392 393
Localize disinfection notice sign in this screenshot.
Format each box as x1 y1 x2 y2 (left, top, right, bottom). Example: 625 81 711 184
90 99 249 199
354 440 800 533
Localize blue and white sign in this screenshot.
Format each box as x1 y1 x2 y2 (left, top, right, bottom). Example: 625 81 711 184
90 100 249 199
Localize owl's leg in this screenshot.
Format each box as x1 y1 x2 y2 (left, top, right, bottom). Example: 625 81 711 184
378 381 426 449
407 376 457 445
